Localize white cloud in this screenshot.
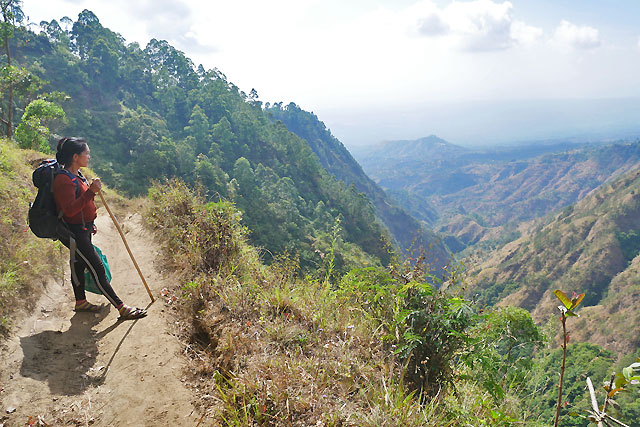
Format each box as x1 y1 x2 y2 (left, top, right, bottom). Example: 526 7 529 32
444 0 515 51
554 20 600 49
408 0 542 52
123 0 216 53
406 2 448 37
416 12 449 37
511 20 543 45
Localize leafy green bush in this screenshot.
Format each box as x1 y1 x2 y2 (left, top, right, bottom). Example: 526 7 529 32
465 306 544 401
15 99 65 152
338 258 477 397
616 229 640 263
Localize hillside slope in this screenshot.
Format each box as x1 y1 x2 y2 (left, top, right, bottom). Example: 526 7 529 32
357 137 640 250
473 167 640 355
267 104 450 268
12 10 392 269
1 142 635 425
0 141 64 332
434 142 640 227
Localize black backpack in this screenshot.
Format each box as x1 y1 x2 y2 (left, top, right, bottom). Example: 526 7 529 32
29 159 88 285
28 159 82 239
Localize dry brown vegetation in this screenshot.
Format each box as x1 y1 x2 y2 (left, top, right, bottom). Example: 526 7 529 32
472 168 640 356
0 140 63 333
143 179 518 426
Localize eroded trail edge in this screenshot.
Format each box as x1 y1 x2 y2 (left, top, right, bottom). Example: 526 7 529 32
0 213 197 426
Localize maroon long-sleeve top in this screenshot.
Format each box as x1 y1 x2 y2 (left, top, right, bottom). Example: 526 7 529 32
53 173 97 224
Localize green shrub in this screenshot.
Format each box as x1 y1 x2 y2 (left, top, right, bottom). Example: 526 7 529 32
338 258 477 397
465 307 544 402
15 99 66 152
616 229 640 263
396 278 475 395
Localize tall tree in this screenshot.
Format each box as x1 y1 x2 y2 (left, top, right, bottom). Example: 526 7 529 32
184 104 210 154
0 0 24 137
15 99 66 151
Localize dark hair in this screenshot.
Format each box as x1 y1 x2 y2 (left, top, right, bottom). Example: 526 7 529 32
56 137 88 166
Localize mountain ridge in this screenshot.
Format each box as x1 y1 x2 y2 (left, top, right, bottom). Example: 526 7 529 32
356 135 640 254
472 167 640 355
8 10 425 269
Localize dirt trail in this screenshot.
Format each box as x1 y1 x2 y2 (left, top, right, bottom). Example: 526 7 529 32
0 212 198 426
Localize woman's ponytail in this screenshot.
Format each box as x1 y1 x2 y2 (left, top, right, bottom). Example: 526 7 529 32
56 137 87 166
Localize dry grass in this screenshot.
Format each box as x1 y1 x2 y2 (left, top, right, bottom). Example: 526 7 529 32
0 140 65 334
141 179 524 426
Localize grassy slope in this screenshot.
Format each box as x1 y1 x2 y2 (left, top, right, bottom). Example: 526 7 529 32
6 139 632 425
143 180 527 426
0 139 63 332
473 167 640 355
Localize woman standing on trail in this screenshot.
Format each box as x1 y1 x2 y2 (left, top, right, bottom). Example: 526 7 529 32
53 137 147 320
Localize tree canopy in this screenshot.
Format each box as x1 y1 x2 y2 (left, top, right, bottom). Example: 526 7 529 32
6 9 391 268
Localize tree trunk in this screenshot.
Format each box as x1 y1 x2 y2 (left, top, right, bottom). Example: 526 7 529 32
4 24 12 138
2 3 13 138
554 315 568 427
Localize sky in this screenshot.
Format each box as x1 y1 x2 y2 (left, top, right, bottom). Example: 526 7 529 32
21 0 640 147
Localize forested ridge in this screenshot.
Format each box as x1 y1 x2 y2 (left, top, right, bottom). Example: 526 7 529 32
2 3 640 426
2 8 407 270
266 103 449 268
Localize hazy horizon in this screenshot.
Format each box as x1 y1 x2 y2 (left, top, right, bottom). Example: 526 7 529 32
321 97 640 149
23 0 640 150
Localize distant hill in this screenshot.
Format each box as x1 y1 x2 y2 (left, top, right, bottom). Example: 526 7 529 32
355 135 470 165
433 143 640 226
355 137 640 251
266 104 450 269
472 168 640 355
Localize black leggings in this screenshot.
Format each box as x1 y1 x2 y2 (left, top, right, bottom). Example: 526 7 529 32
58 222 123 307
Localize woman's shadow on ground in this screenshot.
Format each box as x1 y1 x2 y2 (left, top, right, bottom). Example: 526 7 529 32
19 307 122 396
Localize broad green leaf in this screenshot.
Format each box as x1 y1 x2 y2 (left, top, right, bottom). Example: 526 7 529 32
614 373 628 389
553 290 572 309
565 310 579 317
623 367 633 381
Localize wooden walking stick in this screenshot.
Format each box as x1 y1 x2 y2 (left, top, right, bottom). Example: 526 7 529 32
98 190 155 303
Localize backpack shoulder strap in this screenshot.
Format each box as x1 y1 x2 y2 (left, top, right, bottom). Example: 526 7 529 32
76 169 89 187
55 169 81 198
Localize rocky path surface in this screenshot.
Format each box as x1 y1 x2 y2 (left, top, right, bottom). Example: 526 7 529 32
0 213 197 426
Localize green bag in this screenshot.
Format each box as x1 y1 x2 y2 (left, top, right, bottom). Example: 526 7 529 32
83 244 111 295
